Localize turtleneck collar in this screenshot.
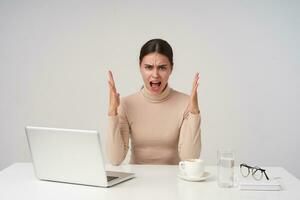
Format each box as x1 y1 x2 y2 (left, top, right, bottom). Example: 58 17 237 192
140 84 172 103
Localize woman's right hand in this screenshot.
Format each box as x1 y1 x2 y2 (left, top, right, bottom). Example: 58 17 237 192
108 70 120 116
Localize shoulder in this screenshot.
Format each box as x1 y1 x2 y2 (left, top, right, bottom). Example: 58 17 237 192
120 91 141 107
122 91 140 102
170 89 190 102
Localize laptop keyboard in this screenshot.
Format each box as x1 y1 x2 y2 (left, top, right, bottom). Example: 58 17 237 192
107 176 119 181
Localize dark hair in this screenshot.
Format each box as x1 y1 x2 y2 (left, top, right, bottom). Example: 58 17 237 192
139 39 174 68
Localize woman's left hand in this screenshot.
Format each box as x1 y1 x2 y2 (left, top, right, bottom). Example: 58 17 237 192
188 72 200 114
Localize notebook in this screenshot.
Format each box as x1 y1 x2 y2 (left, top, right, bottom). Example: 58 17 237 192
239 176 282 191
25 126 134 187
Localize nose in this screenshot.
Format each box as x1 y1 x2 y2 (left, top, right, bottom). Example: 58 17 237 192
152 68 159 78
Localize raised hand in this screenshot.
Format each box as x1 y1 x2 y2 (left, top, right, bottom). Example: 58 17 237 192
188 72 200 114
108 70 120 116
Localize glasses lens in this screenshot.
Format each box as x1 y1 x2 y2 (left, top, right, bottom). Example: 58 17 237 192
240 165 249 177
252 168 263 180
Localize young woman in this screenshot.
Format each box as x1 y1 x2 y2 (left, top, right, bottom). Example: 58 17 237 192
107 39 201 165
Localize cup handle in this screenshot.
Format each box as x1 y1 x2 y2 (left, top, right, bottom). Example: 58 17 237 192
179 161 185 174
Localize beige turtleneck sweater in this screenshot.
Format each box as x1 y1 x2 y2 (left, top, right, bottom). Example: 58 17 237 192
107 86 201 165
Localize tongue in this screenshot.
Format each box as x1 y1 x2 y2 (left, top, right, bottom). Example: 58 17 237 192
151 83 160 92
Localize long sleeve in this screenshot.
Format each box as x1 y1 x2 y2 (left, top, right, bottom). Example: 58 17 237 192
106 102 130 165
178 111 201 160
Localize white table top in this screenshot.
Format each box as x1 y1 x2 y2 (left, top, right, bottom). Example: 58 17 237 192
0 163 299 200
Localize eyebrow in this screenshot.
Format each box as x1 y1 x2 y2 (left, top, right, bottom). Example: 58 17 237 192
158 64 167 67
144 64 168 67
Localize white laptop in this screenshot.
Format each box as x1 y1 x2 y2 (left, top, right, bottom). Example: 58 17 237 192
25 126 134 187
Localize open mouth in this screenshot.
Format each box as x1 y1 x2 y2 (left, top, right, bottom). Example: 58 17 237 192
150 81 161 87
150 81 161 91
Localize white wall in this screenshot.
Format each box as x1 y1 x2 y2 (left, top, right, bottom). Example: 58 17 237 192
1 0 299 178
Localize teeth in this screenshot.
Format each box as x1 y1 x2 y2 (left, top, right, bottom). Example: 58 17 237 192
150 81 161 88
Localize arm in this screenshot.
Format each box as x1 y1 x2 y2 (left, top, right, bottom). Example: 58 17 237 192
107 102 130 165
178 111 201 160
106 70 129 165
178 72 201 160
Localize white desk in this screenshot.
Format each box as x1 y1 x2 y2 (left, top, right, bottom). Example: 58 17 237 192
0 163 299 200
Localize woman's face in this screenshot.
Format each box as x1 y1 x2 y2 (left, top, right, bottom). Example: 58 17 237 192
140 52 172 94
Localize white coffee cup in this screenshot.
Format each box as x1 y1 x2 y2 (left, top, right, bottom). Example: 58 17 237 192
179 159 205 177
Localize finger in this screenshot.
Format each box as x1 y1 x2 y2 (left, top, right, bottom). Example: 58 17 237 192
108 80 113 90
193 73 200 89
108 81 117 97
194 82 199 93
108 70 118 92
108 70 116 86
192 72 199 94
191 84 198 98
195 73 200 91
108 76 117 93
108 81 114 98
192 72 198 87
108 70 112 82
195 72 200 84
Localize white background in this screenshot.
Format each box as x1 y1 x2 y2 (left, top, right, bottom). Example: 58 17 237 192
0 0 299 178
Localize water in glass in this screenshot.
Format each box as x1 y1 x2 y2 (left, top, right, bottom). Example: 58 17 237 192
217 149 235 188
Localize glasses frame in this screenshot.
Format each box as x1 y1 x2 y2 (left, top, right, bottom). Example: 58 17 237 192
240 163 269 180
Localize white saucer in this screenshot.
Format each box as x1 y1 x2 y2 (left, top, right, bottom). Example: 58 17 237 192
178 171 212 182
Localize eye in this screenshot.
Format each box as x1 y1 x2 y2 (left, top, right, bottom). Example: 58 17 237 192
159 66 167 71
145 65 153 70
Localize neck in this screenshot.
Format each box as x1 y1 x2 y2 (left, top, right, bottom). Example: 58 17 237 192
141 84 172 103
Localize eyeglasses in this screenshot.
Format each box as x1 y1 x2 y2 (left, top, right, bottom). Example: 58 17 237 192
240 163 269 180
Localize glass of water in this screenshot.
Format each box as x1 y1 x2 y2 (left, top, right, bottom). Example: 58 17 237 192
217 149 235 188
